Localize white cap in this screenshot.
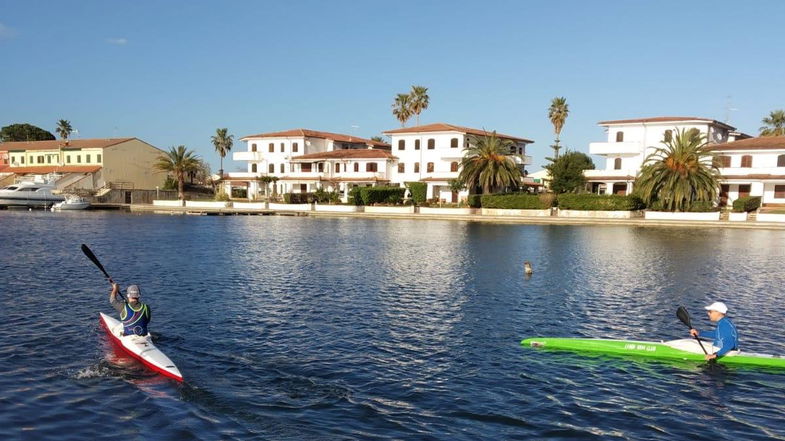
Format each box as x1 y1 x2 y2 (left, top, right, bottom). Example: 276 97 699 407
704 302 728 314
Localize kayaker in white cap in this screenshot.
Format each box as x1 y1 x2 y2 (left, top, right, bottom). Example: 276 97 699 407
689 301 738 360
110 283 152 336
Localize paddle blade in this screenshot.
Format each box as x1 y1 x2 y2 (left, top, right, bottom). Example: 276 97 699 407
676 306 692 328
81 244 111 280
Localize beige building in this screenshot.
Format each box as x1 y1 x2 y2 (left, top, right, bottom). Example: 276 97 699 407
2 138 166 190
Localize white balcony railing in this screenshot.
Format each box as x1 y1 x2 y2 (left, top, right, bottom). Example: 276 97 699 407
233 151 265 161
589 141 642 156
719 167 785 178
584 169 638 179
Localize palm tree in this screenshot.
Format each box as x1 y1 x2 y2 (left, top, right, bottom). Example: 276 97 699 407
154 145 201 201
760 110 785 136
211 128 234 178
409 86 429 126
457 131 522 194
635 128 720 212
56 119 73 141
547 97 569 158
392 93 412 127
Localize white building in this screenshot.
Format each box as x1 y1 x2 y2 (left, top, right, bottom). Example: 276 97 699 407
382 123 533 201
585 117 744 195
710 135 785 206
224 129 392 199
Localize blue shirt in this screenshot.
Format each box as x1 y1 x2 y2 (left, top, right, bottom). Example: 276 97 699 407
698 317 739 357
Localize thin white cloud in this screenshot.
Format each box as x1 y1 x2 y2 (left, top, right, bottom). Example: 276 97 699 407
0 23 17 39
106 38 128 45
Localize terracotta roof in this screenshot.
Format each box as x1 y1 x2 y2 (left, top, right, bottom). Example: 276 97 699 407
383 123 533 143
720 174 785 180
709 136 785 151
597 117 735 130
240 129 390 148
6 166 102 173
584 175 635 181
290 149 397 161
1 138 135 151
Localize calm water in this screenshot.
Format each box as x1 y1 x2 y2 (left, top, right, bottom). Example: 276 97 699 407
1 210 784 440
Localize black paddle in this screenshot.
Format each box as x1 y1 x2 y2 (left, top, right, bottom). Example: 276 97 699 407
676 306 708 355
81 244 126 301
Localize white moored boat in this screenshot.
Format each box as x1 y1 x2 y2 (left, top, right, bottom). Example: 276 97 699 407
0 180 65 208
99 312 183 382
51 194 91 211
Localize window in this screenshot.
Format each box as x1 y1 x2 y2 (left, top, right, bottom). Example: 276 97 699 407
366 163 378 172
398 163 405 173
427 139 435 149
415 139 420 150
280 143 285 153
614 158 622 170
427 162 434 173
398 140 405 150
293 142 298 153
741 155 752 168
738 184 751 198
664 130 673 142
414 163 420 173
251 164 257 173
775 185 785 199
97 154 101 162
77 155 81 163
47 156 52 164
451 138 458 148
66 156 70 164
302 163 312 172
353 163 359 172
269 164 275 173
778 155 785 167
318 163 324 172
21 156 25 164
450 162 458 172
280 164 285 173
714 155 731 168
252 143 257 152
38 156 44 164
616 131 624 142
335 163 340 173
86 154 91 163
269 143 274 152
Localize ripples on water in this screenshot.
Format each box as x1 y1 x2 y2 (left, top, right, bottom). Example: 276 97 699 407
1 211 784 440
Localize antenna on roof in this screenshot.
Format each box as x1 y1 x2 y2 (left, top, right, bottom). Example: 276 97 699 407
724 95 738 124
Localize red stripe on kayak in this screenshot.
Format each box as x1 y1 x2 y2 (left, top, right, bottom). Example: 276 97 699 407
99 316 183 382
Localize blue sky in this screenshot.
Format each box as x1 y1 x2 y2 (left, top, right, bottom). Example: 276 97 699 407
1 0 784 172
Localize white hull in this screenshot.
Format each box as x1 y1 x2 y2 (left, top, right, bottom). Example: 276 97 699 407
99 312 183 381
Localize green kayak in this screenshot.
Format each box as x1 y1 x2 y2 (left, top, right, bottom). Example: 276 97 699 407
521 337 785 369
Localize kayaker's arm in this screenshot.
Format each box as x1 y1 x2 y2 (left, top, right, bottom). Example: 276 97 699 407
109 283 124 313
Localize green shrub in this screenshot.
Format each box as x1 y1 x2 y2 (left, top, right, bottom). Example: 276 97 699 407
162 176 177 190
405 182 427 204
467 194 482 208
687 200 717 212
349 187 363 205
556 194 644 211
481 193 548 209
359 186 406 205
214 190 230 202
231 188 247 199
732 196 761 213
314 187 341 204
283 192 315 204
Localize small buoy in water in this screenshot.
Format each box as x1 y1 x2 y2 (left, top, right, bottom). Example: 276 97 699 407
523 261 533 275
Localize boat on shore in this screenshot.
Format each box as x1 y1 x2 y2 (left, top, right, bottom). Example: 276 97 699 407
522 337 785 369
99 312 183 382
0 180 64 208
51 194 91 210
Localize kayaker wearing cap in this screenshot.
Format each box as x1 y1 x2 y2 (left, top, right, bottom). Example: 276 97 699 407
110 283 152 336
689 302 738 360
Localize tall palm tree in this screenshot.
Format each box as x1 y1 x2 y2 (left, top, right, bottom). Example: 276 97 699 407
392 93 412 127
547 97 569 158
56 119 73 141
759 110 785 136
409 86 429 126
154 145 201 201
635 128 720 212
211 128 234 178
457 132 522 194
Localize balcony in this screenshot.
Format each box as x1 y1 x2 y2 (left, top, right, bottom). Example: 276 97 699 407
584 169 638 180
589 141 642 156
517 155 533 165
719 167 785 179
233 151 265 161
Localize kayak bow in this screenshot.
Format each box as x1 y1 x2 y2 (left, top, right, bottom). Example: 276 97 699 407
99 312 183 382
521 337 785 369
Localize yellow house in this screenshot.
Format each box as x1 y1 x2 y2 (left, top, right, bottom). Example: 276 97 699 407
3 138 166 190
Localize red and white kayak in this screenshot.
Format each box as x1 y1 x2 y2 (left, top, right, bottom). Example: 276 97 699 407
99 312 183 382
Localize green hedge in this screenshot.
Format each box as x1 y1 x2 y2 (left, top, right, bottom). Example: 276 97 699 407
349 186 406 206
405 182 427 204
647 200 717 212
467 194 482 208
556 194 644 211
481 193 548 209
732 196 761 213
283 192 315 204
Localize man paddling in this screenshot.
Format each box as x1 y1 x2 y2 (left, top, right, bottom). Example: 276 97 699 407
110 283 152 336
689 302 738 360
